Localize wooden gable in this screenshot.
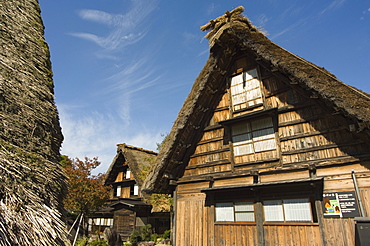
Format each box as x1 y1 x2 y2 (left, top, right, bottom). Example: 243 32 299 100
182 52 370 184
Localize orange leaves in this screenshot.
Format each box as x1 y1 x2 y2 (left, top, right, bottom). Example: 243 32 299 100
62 156 111 215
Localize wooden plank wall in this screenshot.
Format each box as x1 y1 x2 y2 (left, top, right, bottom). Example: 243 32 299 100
214 224 258 246
176 193 209 246
114 209 135 241
264 225 321 246
322 218 354 246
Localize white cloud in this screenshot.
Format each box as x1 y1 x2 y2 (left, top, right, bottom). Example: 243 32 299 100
255 14 269 27
70 0 158 55
319 0 346 16
58 104 163 174
271 18 307 39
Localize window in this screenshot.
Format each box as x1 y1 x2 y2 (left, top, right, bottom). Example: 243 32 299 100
215 201 255 222
116 185 121 197
126 168 131 179
263 198 312 222
133 184 139 196
232 117 276 156
230 68 263 111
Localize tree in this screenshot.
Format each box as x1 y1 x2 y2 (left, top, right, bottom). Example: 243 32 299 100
62 155 111 236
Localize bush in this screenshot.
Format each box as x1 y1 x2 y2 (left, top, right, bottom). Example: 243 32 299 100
140 224 152 242
89 239 109 246
129 230 142 243
150 233 158 242
75 237 89 246
162 230 171 239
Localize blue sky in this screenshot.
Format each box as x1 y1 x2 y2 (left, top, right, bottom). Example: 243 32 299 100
39 0 370 174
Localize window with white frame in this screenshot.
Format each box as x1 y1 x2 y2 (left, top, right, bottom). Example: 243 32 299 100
263 198 312 222
232 117 276 157
116 185 121 197
133 184 139 196
230 68 263 111
126 168 131 179
215 201 255 222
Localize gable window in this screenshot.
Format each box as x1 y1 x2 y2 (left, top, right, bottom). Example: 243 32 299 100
232 117 276 157
126 168 131 179
133 184 139 196
215 201 255 222
116 185 121 197
263 198 313 222
230 68 263 111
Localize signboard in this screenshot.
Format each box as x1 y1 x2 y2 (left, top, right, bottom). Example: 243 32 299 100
323 191 360 218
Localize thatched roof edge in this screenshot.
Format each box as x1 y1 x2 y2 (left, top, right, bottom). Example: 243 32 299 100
105 143 157 187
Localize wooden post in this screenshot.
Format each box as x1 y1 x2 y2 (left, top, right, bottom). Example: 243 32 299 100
255 190 265 246
172 188 177 246
314 183 327 246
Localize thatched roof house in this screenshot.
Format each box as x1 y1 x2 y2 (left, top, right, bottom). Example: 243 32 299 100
90 144 169 241
143 6 370 194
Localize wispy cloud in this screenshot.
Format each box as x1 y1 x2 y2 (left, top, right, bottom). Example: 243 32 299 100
319 0 346 16
70 0 158 55
271 17 308 39
255 14 269 27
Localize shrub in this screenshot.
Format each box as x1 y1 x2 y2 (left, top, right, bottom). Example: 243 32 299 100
75 237 89 246
129 230 142 243
140 224 152 242
163 230 171 239
150 233 158 242
89 239 109 246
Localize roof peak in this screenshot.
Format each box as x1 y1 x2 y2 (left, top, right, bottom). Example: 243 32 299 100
117 143 158 155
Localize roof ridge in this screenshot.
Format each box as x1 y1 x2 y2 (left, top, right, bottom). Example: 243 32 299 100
117 143 158 155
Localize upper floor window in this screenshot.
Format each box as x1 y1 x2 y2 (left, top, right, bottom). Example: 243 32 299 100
116 185 121 197
230 68 263 111
232 117 276 157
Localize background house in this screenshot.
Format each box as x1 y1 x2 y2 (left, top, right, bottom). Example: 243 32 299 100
89 144 169 241
143 7 370 246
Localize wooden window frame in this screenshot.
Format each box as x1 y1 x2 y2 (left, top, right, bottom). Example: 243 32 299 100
219 108 280 165
215 200 256 224
231 117 277 156
229 68 264 112
263 197 315 224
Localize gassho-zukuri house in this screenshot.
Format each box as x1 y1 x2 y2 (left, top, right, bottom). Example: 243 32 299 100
142 6 370 246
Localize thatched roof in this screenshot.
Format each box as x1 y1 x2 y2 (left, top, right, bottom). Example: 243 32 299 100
0 0 67 245
105 144 157 187
143 6 370 194
0 140 67 245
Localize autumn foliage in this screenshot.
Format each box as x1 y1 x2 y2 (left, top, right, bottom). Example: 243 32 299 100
61 156 111 216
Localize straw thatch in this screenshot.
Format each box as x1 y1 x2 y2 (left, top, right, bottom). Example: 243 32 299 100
143 6 370 194
0 141 67 245
105 144 157 187
0 0 67 245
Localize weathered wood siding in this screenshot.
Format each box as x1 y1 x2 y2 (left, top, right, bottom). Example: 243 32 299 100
322 218 355 246
214 224 258 246
114 209 135 241
175 189 209 246
264 224 321 246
